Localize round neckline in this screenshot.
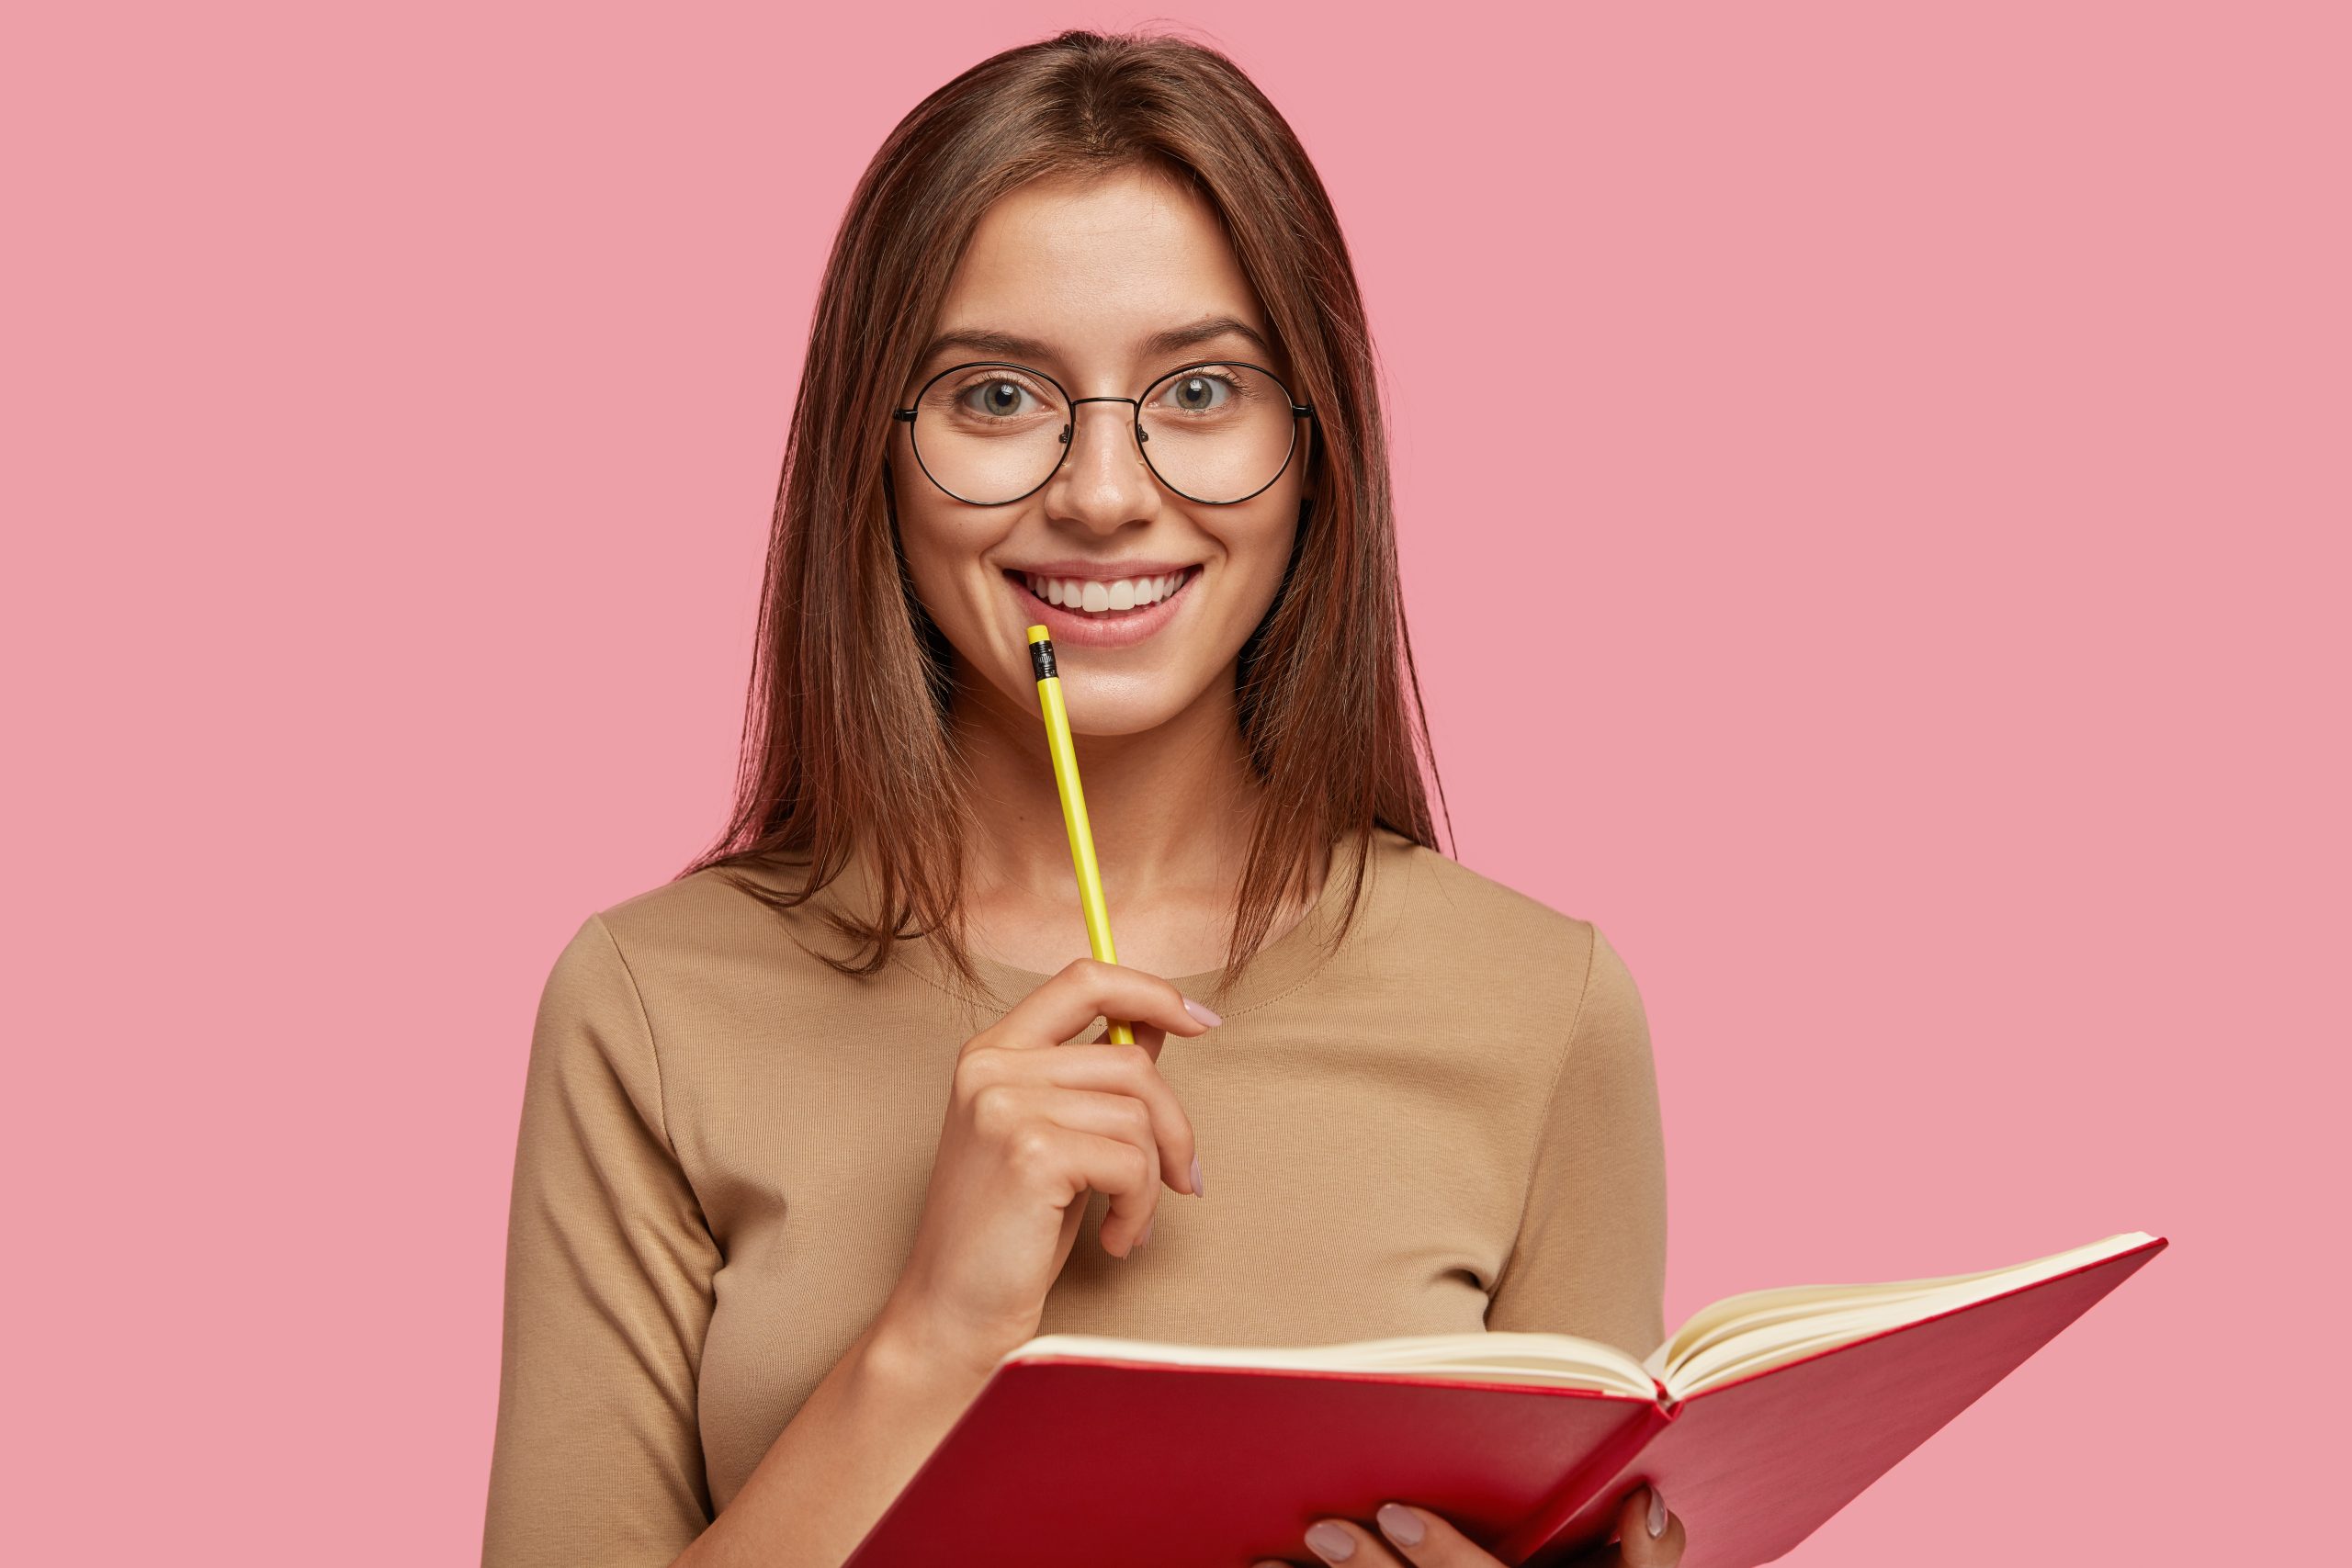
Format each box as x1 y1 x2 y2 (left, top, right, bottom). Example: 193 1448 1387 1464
800 829 1382 1017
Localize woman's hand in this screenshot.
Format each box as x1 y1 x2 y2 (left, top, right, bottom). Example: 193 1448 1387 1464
874 957 1218 1381
1252 1485 1685 1568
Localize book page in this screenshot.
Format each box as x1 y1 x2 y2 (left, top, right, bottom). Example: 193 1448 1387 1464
1644 1231 2157 1396
1001 1329 1660 1400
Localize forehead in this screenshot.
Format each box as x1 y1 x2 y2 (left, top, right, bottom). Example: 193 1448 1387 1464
933 167 1271 373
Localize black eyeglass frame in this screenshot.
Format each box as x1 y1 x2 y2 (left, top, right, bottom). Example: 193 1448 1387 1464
891 358 1317 507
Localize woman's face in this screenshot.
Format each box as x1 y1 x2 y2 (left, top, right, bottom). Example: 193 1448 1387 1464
890 165 1311 736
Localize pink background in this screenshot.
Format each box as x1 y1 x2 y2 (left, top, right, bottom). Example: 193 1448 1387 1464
7 3 2344 1562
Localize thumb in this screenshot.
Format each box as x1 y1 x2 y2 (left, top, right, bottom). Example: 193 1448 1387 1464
1616 1483 1685 1566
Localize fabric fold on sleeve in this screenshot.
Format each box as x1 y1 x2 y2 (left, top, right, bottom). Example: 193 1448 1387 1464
482 913 722 1568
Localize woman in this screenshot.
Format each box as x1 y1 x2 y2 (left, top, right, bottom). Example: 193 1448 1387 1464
483 28 1682 1568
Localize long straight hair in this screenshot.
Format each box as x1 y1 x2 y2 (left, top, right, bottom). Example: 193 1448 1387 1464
681 26 1452 1010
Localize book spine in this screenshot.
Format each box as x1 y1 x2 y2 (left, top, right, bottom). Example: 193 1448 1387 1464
1491 1400 1676 1566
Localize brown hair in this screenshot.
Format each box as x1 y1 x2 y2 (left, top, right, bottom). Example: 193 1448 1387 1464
681 25 1452 1011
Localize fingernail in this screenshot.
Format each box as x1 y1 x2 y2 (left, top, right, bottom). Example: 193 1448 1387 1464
1189 1154 1204 1197
1137 1216 1154 1250
1305 1520 1355 1562
1375 1503 1424 1546
1646 1485 1667 1539
1182 995 1222 1027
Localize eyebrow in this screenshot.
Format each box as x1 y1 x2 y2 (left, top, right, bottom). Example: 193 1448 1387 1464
916 314 1274 370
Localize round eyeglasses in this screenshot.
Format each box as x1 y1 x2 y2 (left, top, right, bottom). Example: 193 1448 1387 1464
892 359 1316 506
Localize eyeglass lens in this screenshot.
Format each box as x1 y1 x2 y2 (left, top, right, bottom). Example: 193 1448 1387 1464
907 364 1297 504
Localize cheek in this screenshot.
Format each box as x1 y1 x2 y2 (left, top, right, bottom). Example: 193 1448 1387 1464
906 534 980 630
898 510 948 584
891 504 1009 674
1219 500 1305 617
888 473 963 606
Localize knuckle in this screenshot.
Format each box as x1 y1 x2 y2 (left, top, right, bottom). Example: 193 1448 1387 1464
956 1043 1010 1093
1111 1046 1161 1089
968 1082 1017 1133
1006 1125 1057 1177
1113 1096 1152 1140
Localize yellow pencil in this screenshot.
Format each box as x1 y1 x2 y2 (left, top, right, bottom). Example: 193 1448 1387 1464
1025 625 1136 1044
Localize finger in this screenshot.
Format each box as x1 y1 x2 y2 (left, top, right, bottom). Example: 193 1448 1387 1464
972 1042 1201 1197
1001 1123 1151 1235
976 1083 1162 1253
1613 1484 1685 1568
1300 1517 1410 1566
978 956 1216 1053
1360 1500 1511 1565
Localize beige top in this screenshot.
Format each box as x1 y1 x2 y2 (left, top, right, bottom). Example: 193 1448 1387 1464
481 826 1667 1565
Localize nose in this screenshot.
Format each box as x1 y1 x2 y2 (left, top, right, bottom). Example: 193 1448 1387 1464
1045 397 1158 526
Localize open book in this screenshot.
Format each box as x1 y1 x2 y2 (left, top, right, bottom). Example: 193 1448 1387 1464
841 1230 2165 1568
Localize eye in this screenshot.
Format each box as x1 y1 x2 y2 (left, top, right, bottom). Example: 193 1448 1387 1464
1156 370 1238 414
956 377 1045 420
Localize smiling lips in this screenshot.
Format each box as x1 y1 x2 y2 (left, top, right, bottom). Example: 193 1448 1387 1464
1017 569 1191 613
1003 565 1201 648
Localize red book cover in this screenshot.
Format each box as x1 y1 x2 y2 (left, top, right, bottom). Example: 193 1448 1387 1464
839 1235 2165 1568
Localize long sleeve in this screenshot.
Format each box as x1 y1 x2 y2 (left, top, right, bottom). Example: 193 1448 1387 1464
1483 922 1669 1360
482 914 722 1568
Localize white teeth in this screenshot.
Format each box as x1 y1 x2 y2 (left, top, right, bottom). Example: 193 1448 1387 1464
1021 569 1190 614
